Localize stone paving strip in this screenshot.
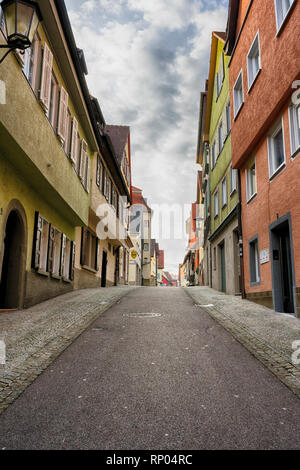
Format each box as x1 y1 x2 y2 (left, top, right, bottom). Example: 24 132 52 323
0 287 136 414
184 286 300 399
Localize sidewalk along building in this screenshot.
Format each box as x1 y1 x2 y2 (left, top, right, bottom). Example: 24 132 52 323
225 0 300 316
0 0 133 309
0 0 99 308
131 186 152 286
202 31 241 295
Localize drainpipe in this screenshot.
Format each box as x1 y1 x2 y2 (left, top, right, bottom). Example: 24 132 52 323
238 169 246 299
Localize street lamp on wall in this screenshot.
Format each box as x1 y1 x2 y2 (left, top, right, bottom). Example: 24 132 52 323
0 0 42 64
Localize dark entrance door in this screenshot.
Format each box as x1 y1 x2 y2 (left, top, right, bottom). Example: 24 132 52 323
114 247 119 286
270 219 295 314
220 243 226 293
0 211 24 309
101 250 108 288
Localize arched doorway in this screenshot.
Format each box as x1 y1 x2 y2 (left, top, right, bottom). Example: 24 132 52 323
0 208 26 309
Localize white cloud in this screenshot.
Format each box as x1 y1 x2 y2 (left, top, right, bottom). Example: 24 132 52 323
65 0 228 271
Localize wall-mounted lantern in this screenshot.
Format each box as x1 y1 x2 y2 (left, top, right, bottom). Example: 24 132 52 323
0 0 42 64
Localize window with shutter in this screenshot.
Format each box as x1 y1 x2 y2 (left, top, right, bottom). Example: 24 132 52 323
80 227 88 266
96 155 102 188
40 42 53 111
63 238 71 281
70 242 76 281
86 155 90 192
60 234 66 277
79 139 87 180
57 86 69 143
32 212 43 270
48 225 55 274
70 118 79 165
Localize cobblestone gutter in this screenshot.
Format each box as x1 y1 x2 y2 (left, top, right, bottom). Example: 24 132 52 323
184 287 300 400
0 287 136 414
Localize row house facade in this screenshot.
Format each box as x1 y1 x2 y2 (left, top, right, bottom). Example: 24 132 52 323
197 31 241 296
0 0 132 309
226 0 300 316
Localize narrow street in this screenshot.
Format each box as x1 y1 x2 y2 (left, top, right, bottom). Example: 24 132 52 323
0 287 300 450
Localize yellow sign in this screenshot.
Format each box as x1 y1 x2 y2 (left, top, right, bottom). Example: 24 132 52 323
131 250 138 259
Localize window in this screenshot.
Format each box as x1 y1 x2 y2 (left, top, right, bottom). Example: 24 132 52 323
23 35 40 90
274 0 295 32
249 237 260 285
81 228 99 271
48 72 58 129
289 103 300 155
268 119 286 177
32 213 50 273
211 141 216 167
64 109 72 156
112 187 118 211
230 165 237 194
57 87 69 144
233 70 244 118
218 122 223 155
215 53 225 100
40 42 53 112
214 191 219 218
213 247 217 271
246 162 257 202
226 102 231 135
144 243 149 251
247 32 261 90
222 177 227 207
50 228 62 277
96 155 103 189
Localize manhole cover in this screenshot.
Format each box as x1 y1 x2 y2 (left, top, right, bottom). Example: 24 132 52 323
123 313 162 318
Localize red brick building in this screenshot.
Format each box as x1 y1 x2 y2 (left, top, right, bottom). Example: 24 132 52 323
226 0 300 316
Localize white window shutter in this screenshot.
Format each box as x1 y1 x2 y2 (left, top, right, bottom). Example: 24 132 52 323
40 42 53 111
86 156 90 192
70 117 78 164
57 86 69 142
79 140 87 182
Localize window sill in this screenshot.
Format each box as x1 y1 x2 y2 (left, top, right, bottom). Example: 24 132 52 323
62 277 72 284
222 203 227 209
51 273 61 281
82 265 97 274
291 148 300 160
230 189 237 197
250 280 261 287
275 1 296 37
247 68 261 94
36 269 49 278
269 162 286 182
233 102 244 121
247 192 257 205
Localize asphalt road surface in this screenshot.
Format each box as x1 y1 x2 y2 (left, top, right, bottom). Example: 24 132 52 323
1 287 300 450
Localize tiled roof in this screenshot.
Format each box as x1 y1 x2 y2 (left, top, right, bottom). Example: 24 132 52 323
132 187 152 212
105 125 129 165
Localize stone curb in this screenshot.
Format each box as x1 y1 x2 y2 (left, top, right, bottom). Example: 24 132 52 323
0 289 135 415
184 288 300 400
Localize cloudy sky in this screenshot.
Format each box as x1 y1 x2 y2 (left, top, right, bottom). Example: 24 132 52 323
65 0 228 275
